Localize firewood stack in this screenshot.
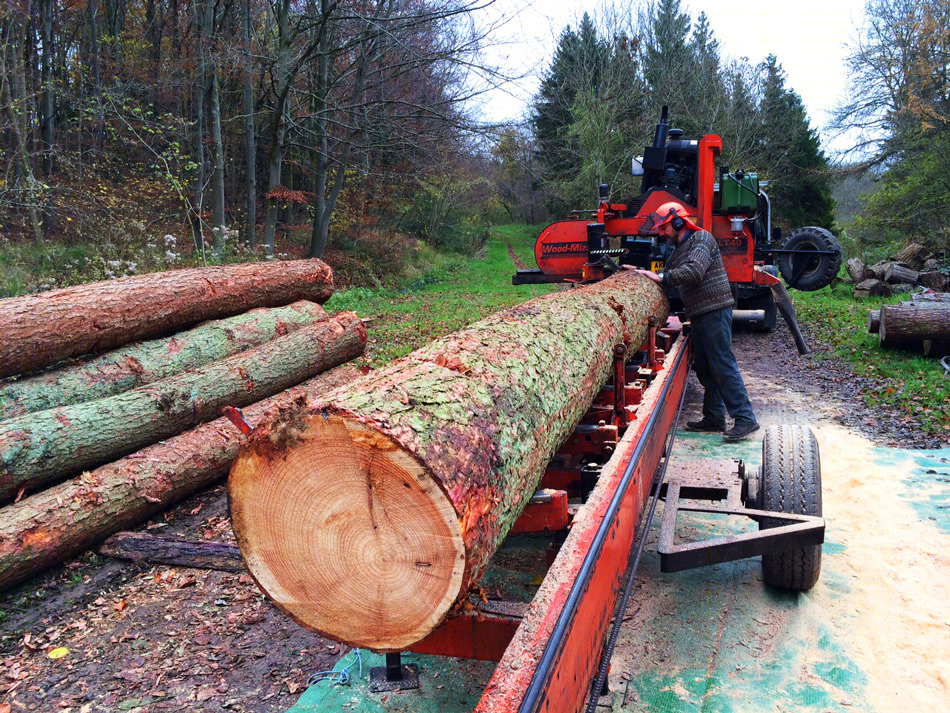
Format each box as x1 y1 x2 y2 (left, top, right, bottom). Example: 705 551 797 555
0 259 367 591
848 243 948 299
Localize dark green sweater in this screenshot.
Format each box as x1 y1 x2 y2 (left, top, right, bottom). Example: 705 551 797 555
662 230 734 317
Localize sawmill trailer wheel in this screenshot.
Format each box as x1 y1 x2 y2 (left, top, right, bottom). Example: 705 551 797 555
754 425 823 591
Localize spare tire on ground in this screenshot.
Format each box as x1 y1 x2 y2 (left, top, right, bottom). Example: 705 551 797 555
777 226 843 291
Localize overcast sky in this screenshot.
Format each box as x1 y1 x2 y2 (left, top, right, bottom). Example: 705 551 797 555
473 0 868 154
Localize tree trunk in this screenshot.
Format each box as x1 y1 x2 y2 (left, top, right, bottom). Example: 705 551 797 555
0 365 361 592
100 532 244 572
209 62 227 257
879 304 950 347
242 0 257 248
0 259 334 379
262 0 291 258
229 272 669 651
40 0 54 178
0 312 366 501
867 309 880 334
0 301 328 420
192 0 207 256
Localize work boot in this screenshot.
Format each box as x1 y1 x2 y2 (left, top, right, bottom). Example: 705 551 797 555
685 418 726 432
722 421 760 442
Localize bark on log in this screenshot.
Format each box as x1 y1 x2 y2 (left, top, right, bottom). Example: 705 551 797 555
0 259 334 379
912 292 950 303
846 257 870 284
918 272 949 291
0 364 361 591
884 263 920 285
0 301 328 421
895 243 933 270
868 262 889 281
0 313 366 502
879 304 950 347
868 309 881 334
854 279 892 298
99 532 244 572
228 272 669 651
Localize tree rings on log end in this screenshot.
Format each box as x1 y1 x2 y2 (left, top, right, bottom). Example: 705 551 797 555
228 413 465 651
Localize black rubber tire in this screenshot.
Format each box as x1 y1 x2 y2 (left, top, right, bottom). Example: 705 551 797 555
777 226 842 291
758 425 822 591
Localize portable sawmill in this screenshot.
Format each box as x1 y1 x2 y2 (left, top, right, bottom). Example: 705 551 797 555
228 110 828 713
514 106 842 343
229 287 825 713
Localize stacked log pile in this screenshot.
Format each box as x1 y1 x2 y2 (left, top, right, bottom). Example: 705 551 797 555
867 292 950 356
848 244 948 299
228 271 669 651
0 259 368 590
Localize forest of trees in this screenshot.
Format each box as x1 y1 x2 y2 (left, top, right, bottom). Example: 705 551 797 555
0 0 947 292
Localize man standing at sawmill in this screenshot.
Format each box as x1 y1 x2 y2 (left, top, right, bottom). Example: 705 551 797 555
634 201 759 442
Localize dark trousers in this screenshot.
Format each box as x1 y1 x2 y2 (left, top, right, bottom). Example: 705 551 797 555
690 307 756 426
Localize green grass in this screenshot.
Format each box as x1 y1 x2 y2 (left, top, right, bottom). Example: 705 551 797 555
791 282 950 435
325 224 557 366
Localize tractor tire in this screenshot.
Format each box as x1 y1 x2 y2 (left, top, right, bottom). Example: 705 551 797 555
777 227 842 291
758 425 822 591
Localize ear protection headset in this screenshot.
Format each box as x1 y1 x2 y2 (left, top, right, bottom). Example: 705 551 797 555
668 209 685 231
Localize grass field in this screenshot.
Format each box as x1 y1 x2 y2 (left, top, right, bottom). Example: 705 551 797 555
325 224 559 366
791 282 950 435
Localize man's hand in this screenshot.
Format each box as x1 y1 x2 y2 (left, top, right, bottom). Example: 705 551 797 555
628 268 663 284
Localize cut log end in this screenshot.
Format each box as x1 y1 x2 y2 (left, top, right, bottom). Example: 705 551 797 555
228 412 465 651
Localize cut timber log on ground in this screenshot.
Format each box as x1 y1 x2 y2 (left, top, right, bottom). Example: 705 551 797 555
884 263 919 285
0 364 361 591
879 304 950 347
918 272 949 291
99 532 243 572
868 309 881 334
846 257 871 284
0 313 366 502
0 259 334 379
228 271 669 652
0 301 328 421
854 279 892 299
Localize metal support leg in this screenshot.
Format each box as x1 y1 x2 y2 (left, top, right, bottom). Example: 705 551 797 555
369 652 420 692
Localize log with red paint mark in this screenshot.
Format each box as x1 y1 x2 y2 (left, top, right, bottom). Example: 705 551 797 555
0 364 362 592
0 312 366 502
228 271 669 651
0 259 334 379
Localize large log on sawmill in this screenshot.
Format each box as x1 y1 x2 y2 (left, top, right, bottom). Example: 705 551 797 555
879 304 950 347
0 301 328 421
229 272 669 651
0 313 365 502
0 259 334 379
0 365 361 591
